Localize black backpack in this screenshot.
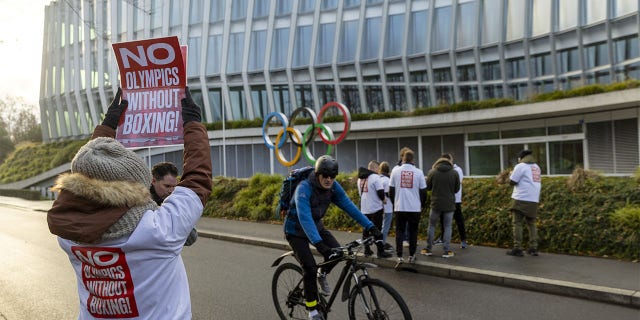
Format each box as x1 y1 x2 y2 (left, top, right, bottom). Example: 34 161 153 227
275 166 314 219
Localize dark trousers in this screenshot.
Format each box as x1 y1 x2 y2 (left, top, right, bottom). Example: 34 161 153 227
286 230 340 305
439 203 466 241
395 211 421 257
363 209 385 253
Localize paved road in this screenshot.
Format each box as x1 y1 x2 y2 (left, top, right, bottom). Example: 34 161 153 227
1 205 638 320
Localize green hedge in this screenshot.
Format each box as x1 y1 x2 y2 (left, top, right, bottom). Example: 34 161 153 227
203 170 640 261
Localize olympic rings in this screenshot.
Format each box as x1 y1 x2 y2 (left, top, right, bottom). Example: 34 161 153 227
262 102 351 167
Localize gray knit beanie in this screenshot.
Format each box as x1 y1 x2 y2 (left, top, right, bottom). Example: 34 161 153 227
71 137 152 187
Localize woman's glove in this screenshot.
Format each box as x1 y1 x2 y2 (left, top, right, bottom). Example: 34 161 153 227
102 88 128 129
181 87 202 125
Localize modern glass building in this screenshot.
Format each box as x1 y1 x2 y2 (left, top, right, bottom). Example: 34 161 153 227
40 0 639 178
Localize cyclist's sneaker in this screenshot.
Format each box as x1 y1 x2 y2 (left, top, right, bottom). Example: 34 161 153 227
442 251 455 258
317 272 331 296
461 240 468 249
506 248 524 257
308 310 325 320
408 255 416 264
397 257 404 264
384 242 394 252
527 248 539 256
377 251 392 258
434 238 444 245
420 248 432 256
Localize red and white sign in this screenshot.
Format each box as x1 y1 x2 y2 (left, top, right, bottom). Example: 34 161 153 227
72 246 139 318
112 36 186 147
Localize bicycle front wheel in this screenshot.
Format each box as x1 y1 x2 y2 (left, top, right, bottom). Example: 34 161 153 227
272 262 307 320
348 278 412 320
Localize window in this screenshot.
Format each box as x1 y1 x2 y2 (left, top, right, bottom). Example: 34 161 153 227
508 82 528 100
339 20 358 62
549 140 584 174
469 145 501 175
385 14 404 58
557 48 580 73
506 57 526 79
613 0 638 17
228 32 245 73
614 36 640 63
531 53 552 77
388 86 406 111
585 42 609 69
457 1 476 48
321 0 338 10
231 0 248 20
271 28 289 68
557 0 578 30
531 0 551 36
387 73 404 82
344 0 360 8
365 86 384 112
205 35 222 75
276 0 292 15
170 0 182 27
299 0 316 13
506 0 526 40
295 85 313 108
207 89 223 122
187 37 200 77
408 10 427 55
229 87 248 120
341 85 361 113
210 1 225 22
249 30 267 71
151 0 162 29
432 5 452 51
293 25 313 67
459 86 479 101
457 64 476 82
316 23 336 65
585 0 606 24
254 0 270 17
482 0 501 44
483 84 504 99
435 86 454 105
189 0 204 25
412 86 430 108
318 85 336 106
410 70 428 82
361 17 381 60
482 61 501 80
272 84 291 114
433 67 452 82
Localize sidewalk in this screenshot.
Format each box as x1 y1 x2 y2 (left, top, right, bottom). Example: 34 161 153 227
3 196 638 309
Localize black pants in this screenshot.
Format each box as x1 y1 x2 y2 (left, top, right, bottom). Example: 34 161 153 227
439 203 466 241
363 209 385 253
286 231 340 305
395 211 421 257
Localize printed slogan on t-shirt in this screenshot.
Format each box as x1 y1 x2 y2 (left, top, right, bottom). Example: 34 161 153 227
112 36 187 147
72 246 139 318
400 171 414 188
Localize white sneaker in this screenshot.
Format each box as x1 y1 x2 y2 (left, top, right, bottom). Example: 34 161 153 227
317 272 331 296
402 241 409 247
397 257 405 263
408 255 416 264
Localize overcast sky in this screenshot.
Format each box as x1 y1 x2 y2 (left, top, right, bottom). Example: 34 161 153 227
0 1 49 107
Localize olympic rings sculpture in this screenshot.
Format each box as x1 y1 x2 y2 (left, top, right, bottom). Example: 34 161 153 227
261 102 351 167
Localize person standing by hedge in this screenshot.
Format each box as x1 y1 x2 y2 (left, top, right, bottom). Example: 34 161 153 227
506 149 542 257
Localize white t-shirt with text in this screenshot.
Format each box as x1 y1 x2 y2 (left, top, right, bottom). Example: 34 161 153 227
389 163 426 212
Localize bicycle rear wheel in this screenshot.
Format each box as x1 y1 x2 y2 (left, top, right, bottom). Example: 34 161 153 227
272 263 307 320
348 278 412 320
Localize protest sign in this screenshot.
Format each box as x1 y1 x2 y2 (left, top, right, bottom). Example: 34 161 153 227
112 36 186 147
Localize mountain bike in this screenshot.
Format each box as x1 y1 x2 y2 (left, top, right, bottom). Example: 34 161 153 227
271 237 412 320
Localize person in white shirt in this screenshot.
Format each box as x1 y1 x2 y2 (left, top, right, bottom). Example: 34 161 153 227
506 149 542 257
389 149 427 264
357 160 392 258
378 161 394 252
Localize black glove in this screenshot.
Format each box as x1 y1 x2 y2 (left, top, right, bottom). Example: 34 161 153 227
102 88 128 129
314 241 333 259
181 86 202 125
366 226 384 243
184 228 198 246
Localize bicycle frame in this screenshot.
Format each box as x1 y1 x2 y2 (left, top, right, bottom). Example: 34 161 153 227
271 238 379 316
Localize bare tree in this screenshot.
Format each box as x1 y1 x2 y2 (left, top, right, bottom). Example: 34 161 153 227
0 95 41 144
0 117 14 164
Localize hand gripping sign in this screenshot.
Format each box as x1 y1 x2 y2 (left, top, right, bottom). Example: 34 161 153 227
262 102 351 167
112 36 186 148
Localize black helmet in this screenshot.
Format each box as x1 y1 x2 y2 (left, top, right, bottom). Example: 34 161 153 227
315 155 339 178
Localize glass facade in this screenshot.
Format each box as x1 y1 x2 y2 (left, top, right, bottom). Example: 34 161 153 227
39 0 639 177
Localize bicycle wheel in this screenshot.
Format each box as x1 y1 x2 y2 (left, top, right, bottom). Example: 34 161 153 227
348 278 412 320
272 263 307 320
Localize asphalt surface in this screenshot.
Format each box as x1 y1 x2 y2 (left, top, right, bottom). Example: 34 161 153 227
3 196 638 309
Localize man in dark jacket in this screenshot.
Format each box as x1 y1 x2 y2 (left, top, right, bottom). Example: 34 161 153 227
421 156 460 258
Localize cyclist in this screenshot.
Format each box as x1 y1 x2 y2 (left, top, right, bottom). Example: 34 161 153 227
284 155 383 320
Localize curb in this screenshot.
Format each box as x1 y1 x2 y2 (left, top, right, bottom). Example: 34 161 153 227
199 230 640 309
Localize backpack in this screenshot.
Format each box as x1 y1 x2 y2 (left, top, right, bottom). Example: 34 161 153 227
275 166 314 219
